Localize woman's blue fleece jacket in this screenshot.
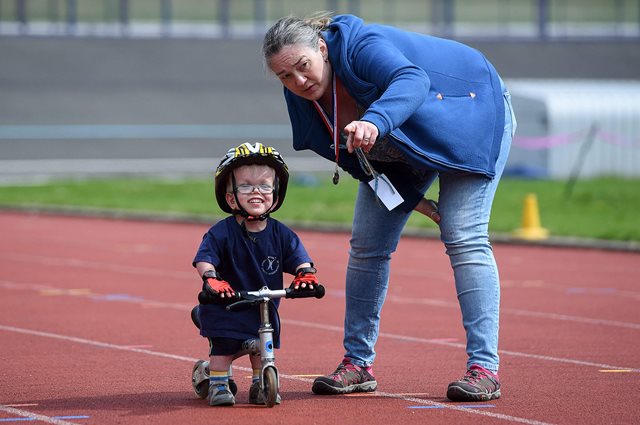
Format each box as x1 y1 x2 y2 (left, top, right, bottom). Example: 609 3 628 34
283 14 506 212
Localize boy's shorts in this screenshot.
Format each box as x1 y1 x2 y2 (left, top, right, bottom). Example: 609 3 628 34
207 337 245 356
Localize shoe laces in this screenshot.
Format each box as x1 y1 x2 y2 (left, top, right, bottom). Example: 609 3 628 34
331 361 353 375
341 361 359 372
463 369 485 383
212 383 231 394
463 367 497 385
327 360 359 380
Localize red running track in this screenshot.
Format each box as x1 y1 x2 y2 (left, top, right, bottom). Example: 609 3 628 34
1 211 639 425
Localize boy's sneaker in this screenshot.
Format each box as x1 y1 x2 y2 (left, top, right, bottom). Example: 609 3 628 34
191 360 237 399
312 358 377 395
249 381 282 405
446 365 501 402
208 382 235 406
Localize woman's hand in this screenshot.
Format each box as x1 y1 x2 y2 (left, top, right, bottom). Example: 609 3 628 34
415 198 441 224
344 120 379 153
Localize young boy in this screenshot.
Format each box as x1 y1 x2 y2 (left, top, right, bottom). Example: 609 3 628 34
190 142 319 406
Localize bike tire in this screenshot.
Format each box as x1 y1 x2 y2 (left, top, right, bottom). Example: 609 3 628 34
263 367 278 407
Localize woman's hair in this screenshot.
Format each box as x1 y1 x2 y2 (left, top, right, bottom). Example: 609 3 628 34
262 11 333 66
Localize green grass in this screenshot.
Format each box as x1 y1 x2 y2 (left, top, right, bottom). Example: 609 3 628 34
1 176 638 242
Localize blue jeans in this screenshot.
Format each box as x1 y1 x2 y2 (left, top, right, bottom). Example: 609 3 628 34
344 87 516 374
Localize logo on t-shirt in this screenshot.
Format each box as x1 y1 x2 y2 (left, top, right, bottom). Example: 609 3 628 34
261 256 279 276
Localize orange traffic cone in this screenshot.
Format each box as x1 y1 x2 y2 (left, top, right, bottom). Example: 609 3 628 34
513 193 549 240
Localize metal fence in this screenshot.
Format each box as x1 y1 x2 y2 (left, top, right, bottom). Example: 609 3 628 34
1 0 639 40
508 81 640 179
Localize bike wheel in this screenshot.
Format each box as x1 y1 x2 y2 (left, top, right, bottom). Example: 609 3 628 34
263 367 278 407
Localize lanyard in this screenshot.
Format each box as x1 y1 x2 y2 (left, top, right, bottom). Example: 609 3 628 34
311 74 389 195
312 73 341 184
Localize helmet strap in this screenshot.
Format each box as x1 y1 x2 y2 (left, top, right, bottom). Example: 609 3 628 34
240 219 258 244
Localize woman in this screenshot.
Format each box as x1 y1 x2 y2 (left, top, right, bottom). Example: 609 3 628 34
262 13 516 402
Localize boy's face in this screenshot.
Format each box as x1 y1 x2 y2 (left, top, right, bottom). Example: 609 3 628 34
226 165 275 217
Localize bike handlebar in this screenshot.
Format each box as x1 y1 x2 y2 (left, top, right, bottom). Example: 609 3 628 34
225 284 325 312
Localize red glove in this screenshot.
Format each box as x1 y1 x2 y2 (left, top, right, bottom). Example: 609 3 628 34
290 267 318 291
202 270 235 299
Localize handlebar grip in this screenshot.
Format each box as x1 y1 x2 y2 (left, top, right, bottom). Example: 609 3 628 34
285 284 325 299
199 290 239 305
198 290 214 305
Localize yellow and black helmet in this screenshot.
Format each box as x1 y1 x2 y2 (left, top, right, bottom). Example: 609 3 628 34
214 142 289 217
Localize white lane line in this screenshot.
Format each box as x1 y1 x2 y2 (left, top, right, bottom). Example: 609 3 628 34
0 324 553 425
387 295 640 330
2 269 639 331
0 325 196 363
374 393 554 425
2 280 639 371
0 405 81 425
284 319 640 372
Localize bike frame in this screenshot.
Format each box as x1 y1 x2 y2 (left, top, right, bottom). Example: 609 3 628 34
226 285 324 407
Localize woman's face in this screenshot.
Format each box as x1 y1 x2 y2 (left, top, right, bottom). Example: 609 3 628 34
268 39 331 102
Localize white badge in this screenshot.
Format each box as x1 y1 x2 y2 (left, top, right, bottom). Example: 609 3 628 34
368 173 404 211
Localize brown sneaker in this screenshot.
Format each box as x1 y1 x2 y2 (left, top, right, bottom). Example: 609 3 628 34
312 358 377 395
446 365 501 402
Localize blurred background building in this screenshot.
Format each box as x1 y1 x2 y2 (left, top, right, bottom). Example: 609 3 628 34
1 0 638 183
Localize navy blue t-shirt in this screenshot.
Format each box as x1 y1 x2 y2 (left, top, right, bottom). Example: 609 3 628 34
192 216 312 346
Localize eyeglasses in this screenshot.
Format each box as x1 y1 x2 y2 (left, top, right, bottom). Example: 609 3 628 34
234 184 274 194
